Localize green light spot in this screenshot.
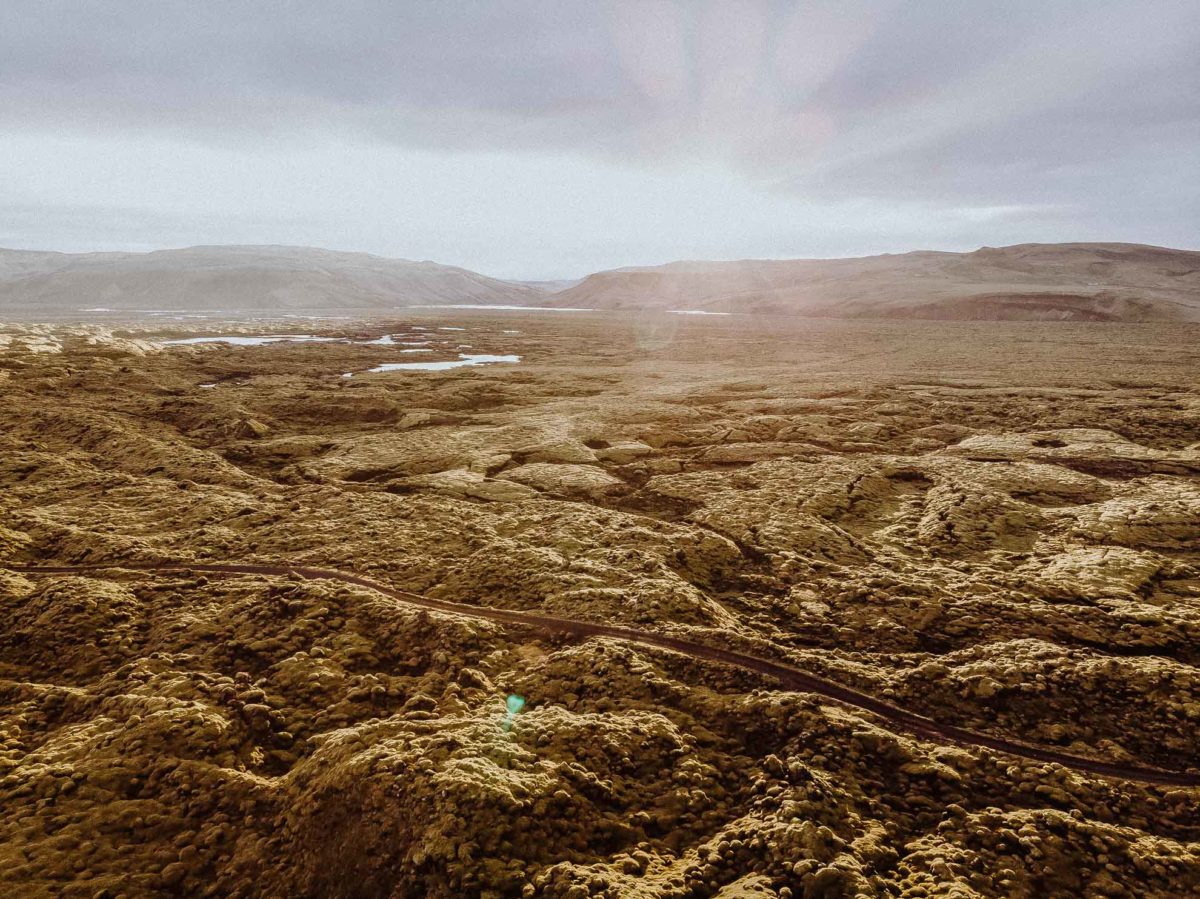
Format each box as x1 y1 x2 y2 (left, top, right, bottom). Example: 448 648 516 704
502 694 526 733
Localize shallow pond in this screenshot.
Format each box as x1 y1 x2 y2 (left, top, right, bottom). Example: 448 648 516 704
343 353 521 376
163 334 341 346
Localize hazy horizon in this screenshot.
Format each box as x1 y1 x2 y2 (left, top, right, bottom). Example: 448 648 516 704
5 237 1200 286
3 1 1198 279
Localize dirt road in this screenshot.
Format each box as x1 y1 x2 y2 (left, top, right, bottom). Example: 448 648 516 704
9 560 1198 788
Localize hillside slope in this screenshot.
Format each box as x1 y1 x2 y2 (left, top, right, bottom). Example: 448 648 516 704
0 245 544 315
547 243 1200 321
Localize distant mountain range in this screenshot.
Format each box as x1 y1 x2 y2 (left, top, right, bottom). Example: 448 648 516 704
549 243 1200 322
1 242 1198 322
0 245 546 315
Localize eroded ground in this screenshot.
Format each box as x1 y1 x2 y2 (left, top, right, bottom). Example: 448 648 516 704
1 314 1198 898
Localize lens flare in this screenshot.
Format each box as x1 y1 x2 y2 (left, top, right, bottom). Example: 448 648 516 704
503 694 526 732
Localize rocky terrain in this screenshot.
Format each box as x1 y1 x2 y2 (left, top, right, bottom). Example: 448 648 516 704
1 312 1198 897
548 243 1200 322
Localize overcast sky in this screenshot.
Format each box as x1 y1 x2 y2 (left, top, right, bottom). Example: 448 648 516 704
2 1 1197 279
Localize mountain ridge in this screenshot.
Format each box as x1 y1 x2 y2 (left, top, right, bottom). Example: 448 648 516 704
547 242 1200 321
1 241 1198 321
0 244 545 314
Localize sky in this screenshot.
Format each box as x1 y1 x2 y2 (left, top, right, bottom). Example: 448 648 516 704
1 0 1197 279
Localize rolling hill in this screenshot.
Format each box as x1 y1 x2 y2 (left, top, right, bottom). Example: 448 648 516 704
546 243 1200 322
3 241 1198 322
0 245 545 316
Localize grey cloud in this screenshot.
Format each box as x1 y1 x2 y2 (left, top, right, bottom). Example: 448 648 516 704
0 0 1197 267
0 1 623 134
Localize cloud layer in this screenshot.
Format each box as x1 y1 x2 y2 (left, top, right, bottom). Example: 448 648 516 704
2 0 1197 277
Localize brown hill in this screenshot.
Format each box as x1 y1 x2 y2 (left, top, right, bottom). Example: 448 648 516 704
547 243 1200 321
0 245 544 317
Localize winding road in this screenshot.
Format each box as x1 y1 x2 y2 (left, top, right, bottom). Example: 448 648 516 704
7 560 1199 788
